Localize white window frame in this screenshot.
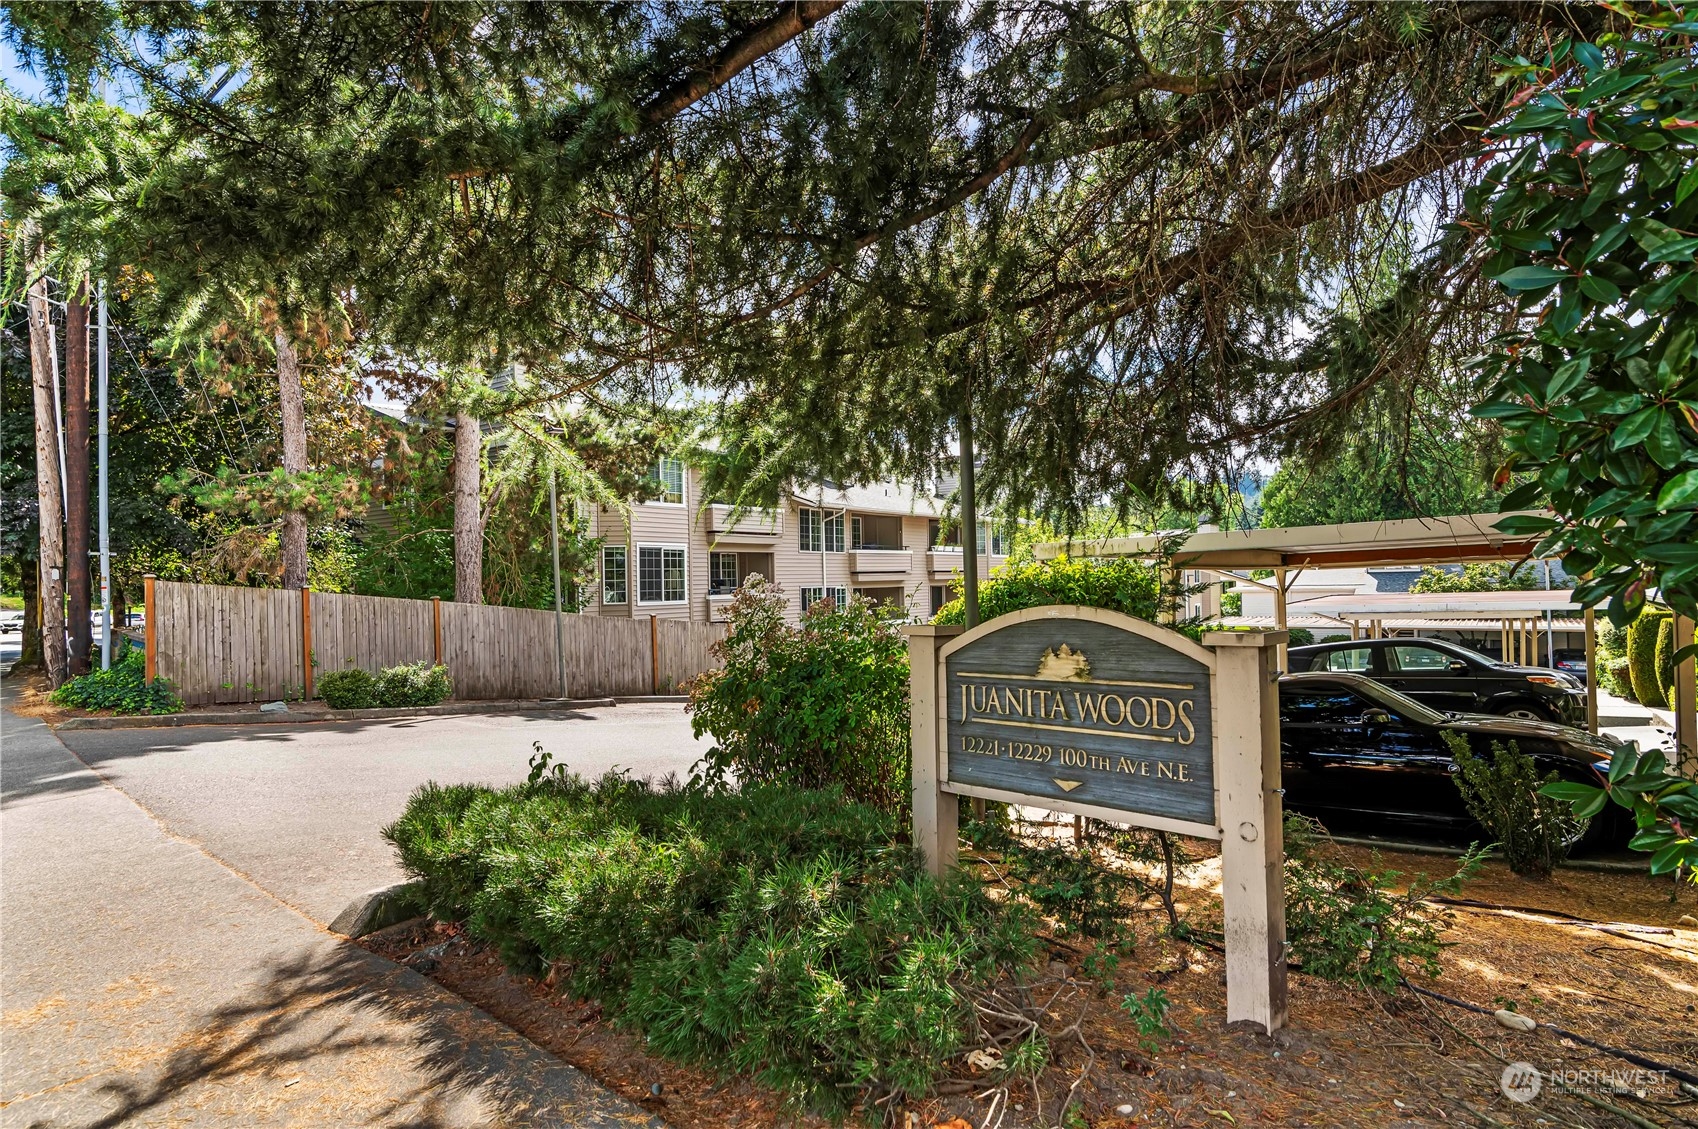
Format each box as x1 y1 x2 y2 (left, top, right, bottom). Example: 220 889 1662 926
802 508 846 552
709 551 740 596
649 456 685 506
801 586 850 613
601 546 628 605
637 543 688 605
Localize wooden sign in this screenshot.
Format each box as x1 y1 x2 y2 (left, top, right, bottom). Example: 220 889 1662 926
907 606 1288 1033
945 615 1216 834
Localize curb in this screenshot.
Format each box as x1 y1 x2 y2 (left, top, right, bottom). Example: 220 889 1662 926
330 880 427 937
54 697 630 731
612 695 689 704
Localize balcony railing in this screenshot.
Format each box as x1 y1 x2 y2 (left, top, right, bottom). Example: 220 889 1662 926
926 548 1004 576
847 549 914 577
706 503 782 539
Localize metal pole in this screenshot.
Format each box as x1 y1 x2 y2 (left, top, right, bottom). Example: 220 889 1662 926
549 471 566 701
48 315 67 524
98 283 111 669
959 381 979 629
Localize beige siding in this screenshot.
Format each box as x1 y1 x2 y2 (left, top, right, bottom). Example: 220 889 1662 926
578 470 1006 624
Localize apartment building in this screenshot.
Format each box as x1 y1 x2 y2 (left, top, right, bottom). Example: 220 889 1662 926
586 458 1008 624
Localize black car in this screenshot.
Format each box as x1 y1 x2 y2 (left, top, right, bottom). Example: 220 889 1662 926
1286 636 1587 727
1277 671 1620 845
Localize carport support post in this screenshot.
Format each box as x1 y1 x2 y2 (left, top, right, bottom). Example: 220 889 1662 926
1584 608 1598 734
906 624 963 876
1676 613 1696 778
1204 628 1288 1034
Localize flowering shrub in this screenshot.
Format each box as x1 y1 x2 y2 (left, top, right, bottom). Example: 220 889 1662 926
687 578 910 813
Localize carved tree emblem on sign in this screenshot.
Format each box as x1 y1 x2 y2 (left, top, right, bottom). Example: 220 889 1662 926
1036 643 1091 681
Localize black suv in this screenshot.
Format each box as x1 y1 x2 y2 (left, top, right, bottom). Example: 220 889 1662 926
1278 671 1620 844
1286 637 1586 727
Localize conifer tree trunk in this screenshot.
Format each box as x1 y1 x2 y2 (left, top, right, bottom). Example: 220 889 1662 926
275 325 309 590
26 240 68 687
65 281 92 675
453 410 482 604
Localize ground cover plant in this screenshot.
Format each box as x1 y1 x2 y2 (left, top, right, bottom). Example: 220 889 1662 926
318 661 451 709
47 644 182 715
384 769 1038 1115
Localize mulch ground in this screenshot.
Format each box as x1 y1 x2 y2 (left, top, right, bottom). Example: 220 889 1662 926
361 841 1698 1129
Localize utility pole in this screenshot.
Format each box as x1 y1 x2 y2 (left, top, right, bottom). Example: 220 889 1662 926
65 281 92 675
98 283 112 669
549 470 566 701
959 380 979 629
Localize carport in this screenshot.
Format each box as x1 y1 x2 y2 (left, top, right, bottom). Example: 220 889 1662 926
1034 512 1696 760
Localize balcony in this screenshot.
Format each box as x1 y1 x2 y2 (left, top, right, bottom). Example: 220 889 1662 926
926 548 1004 577
707 503 782 541
847 549 914 578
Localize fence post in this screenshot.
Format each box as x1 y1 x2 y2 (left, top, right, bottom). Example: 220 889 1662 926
301 587 314 700
143 574 157 681
650 614 660 695
432 596 442 665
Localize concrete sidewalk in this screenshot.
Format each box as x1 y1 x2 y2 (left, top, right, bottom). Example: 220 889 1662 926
0 702 660 1128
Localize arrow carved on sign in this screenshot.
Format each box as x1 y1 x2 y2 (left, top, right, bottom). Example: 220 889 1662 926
1053 778 1083 793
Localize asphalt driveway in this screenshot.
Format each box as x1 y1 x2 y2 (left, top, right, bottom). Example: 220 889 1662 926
51 703 711 926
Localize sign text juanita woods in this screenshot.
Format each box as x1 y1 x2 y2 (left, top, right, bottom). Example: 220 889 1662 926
944 626 1217 826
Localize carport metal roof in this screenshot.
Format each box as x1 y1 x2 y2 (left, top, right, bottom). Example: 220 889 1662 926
1288 590 1599 620
1032 511 1547 569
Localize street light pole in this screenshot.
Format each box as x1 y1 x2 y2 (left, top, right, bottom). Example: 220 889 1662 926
959 380 979 629
98 283 111 669
549 470 566 701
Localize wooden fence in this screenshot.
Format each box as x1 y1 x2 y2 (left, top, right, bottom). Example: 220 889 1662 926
144 578 726 706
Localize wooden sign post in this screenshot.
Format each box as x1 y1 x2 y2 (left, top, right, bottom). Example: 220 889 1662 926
906 606 1288 1033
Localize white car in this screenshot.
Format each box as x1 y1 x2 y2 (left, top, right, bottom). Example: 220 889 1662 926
0 611 24 632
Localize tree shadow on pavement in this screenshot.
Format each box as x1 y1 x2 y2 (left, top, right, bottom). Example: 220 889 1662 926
28 942 655 1129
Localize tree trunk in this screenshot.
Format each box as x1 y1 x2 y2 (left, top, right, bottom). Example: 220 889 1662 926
25 239 68 687
453 410 483 604
15 561 42 673
275 325 310 590
65 281 92 675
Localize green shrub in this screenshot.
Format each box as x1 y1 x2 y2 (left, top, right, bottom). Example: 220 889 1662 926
318 667 379 709
687 579 910 813
1220 589 1242 616
1441 733 1581 878
375 661 452 707
1282 813 1483 990
1627 609 1670 708
1652 615 1693 712
1600 621 1629 657
1602 656 1635 702
48 646 182 715
933 553 1200 638
1286 627 1314 648
384 773 1038 1113
318 662 451 709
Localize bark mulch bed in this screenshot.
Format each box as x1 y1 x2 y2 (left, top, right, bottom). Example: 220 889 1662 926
361 844 1697 1129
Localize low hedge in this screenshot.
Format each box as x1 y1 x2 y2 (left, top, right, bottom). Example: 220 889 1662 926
384 774 1037 1113
319 662 451 709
